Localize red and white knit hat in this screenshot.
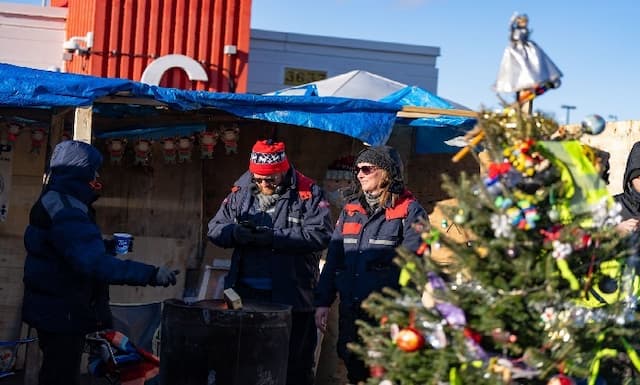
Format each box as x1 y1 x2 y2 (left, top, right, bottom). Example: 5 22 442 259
249 140 290 175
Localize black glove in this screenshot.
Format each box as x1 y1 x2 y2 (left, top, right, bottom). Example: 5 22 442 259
233 224 255 245
252 228 273 246
151 267 179 287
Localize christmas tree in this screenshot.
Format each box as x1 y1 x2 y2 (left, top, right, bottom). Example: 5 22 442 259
351 108 640 385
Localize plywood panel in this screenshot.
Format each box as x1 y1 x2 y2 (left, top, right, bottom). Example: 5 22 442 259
108 236 191 303
579 120 640 196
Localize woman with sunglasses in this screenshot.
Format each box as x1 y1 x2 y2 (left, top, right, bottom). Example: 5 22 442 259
314 145 427 383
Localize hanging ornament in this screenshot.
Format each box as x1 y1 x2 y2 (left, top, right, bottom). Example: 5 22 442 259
506 246 519 258
160 137 178 164
107 138 126 166
30 128 47 154
177 136 194 163
581 114 606 135
134 139 153 166
220 124 240 155
199 130 219 159
369 365 385 378
547 374 576 385
453 209 467 224
394 327 425 352
6 123 21 142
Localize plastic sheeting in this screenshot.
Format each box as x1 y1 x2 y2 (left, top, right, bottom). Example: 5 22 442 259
380 86 477 154
0 63 401 146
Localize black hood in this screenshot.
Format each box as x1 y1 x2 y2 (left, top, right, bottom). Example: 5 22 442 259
617 141 640 219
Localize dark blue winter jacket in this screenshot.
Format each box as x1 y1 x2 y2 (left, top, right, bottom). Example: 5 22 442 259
314 190 426 308
207 169 333 311
22 141 156 334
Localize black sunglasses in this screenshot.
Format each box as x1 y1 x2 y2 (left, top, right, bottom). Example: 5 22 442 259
355 165 379 175
252 176 277 185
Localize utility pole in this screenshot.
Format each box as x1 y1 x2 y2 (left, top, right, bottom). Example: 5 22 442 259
560 105 576 125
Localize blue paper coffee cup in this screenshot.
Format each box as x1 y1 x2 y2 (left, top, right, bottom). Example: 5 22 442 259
113 233 133 254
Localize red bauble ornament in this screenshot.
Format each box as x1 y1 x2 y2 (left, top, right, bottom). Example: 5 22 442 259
369 365 385 378
547 374 575 385
394 327 425 352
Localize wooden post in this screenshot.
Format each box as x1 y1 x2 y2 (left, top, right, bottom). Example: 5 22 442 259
73 106 93 143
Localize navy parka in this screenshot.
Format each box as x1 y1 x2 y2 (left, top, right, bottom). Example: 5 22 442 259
207 169 333 311
315 191 426 308
22 141 157 334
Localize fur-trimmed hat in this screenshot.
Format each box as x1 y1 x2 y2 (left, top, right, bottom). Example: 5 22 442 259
249 139 290 175
355 146 404 194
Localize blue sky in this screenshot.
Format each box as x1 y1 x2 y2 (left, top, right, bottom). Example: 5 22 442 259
250 0 640 124
4 0 639 124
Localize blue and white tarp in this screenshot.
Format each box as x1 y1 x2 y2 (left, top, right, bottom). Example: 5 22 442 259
380 86 476 154
0 63 401 146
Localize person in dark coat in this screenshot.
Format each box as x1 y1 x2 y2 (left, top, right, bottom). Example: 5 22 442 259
22 140 178 385
615 141 640 235
314 146 427 384
207 139 333 385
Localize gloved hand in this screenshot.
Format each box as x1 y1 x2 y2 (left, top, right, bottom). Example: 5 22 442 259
252 227 273 246
151 267 179 287
233 224 255 245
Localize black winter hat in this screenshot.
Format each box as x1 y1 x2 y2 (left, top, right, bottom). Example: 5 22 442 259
355 146 404 194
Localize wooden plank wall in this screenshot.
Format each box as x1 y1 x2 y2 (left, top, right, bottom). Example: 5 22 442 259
0 132 46 341
94 139 202 301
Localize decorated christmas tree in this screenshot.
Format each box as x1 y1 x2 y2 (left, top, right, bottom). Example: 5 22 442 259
351 106 640 385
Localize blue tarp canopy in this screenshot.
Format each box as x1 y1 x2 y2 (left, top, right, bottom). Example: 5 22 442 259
0 63 402 146
380 86 476 154
270 71 477 154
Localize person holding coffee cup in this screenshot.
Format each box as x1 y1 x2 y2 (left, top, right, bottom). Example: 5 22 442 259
22 140 179 385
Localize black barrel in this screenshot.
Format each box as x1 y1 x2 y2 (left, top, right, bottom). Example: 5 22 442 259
159 299 291 385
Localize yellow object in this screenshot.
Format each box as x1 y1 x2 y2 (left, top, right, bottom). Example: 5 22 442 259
399 262 416 286
537 141 612 224
556 258 580 291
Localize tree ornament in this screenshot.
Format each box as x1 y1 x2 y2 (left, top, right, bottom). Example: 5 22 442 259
453 209 467 224
134 139 153 166
506 246 519 258
177 136 194 163
220 124 240 154
30 127 46 154
107 139 126 165
394 327 425 352
581 114 605 135
547 374 576 385
199 130 219 159
369 365 385 378
161 137 177 164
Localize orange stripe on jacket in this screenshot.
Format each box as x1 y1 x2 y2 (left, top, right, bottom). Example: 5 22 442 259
385 191 415 220
342 222 362 235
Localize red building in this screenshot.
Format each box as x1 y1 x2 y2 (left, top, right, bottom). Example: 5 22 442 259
52 0 251 92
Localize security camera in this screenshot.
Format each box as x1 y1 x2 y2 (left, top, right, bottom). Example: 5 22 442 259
62 39 80 53
62 32 94 55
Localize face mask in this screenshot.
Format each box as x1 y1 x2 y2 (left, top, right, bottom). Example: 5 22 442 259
89 180 103 191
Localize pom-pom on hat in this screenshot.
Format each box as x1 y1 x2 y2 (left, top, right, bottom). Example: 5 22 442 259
249 139 290 175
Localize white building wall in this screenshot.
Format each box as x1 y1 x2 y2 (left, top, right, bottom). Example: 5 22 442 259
248 29 440 95
0 3 66 71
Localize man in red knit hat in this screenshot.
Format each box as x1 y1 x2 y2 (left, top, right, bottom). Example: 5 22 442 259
208 139 333 385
